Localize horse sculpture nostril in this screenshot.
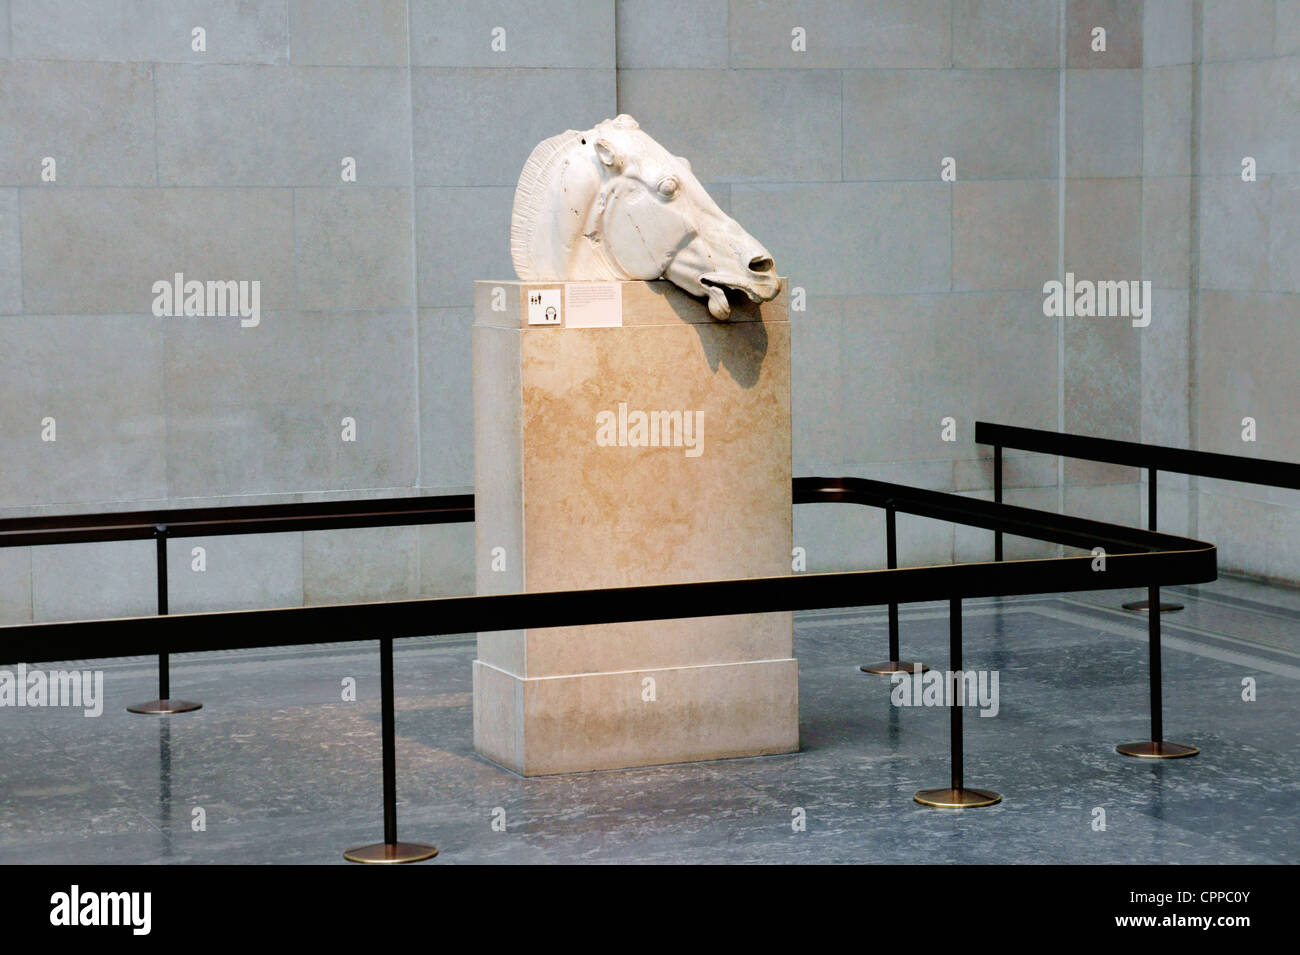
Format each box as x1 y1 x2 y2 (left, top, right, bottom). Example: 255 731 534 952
748 256 775 274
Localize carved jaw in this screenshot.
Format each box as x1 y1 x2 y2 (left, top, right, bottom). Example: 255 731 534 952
697 271 781 321
666 219 781 321
669 255 781 320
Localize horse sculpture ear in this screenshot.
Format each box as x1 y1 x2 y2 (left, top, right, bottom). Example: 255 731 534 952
594 138 623 170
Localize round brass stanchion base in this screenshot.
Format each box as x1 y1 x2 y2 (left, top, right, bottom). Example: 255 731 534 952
127 699 202 715
914 787 1002 808
1121 599 1184 613
860 661 930 675
343 842 439 864
1116 740 1199 759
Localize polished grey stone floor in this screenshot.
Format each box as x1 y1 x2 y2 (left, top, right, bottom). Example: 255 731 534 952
1 576 1296 864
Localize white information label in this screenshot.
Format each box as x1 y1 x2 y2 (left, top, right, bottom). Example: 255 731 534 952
526 288 562 325
564 283 623 328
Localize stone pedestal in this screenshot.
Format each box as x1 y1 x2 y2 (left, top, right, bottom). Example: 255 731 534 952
471 278 796 776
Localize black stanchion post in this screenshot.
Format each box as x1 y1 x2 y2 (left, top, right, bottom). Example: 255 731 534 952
1150 466 1157 531
128 526 201 715
861 503 928 675
1117 582 1199 759
887 506 900 660
1124 467 1184 613
993 444 1003 562
950 601 962 791
381 635 398 846
344 637 438 863
915 597 1001 808
158 530 169 700
1149 586 1162 744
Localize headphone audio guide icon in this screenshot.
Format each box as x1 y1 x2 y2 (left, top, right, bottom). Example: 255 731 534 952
527 288 563 326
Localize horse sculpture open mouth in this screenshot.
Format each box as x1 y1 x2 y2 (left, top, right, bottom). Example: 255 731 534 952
510 115 781 321
698 271 780 320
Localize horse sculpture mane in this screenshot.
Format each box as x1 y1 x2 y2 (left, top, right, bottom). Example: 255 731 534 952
511 130 593 277
510 115 780 321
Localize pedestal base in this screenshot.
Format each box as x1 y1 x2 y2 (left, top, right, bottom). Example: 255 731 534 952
1121 600 1184 613
343 842 439 864
127 699 202 714
1116 740 1199 759
914 787 1002 808
474 657 798 776
860 661 929 675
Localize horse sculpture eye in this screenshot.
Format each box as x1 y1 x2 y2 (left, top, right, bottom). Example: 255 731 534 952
657 176 679 199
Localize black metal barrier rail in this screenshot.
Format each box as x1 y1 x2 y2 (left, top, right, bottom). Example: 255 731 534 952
0 478 1216 859
976 421 1300 492
977 420 1300 758
0 495 473 713
979 418 1300 565
0 494 474 546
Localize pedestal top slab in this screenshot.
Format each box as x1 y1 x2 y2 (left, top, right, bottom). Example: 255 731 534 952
473 278 788 328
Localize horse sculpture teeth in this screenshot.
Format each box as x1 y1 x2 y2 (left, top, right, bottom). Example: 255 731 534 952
510 115 780 320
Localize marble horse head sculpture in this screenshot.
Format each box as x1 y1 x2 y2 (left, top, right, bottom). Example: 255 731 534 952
511 114 780 321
